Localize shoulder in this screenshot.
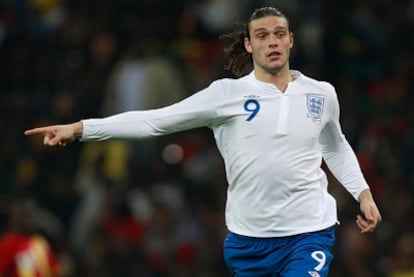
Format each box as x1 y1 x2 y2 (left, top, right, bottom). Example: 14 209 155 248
210 75 249 86
296 72 341 118
211 74 256 89
207 75 254 95
298 72 336 97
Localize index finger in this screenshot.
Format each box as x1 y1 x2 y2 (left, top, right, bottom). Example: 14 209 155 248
24 126 54 136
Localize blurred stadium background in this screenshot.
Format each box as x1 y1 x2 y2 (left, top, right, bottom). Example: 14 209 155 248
0 0 413 276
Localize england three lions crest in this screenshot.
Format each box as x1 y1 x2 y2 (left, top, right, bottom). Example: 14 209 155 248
307 94 325 122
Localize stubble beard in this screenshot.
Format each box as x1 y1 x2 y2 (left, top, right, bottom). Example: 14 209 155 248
263 59 288 75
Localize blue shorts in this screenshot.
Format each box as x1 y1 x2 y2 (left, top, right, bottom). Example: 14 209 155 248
223 227 335 277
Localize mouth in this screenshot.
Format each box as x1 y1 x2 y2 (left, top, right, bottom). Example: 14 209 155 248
267 51 281 59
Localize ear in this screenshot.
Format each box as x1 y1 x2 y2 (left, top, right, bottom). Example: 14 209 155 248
244 37 253 54
289 32 294 49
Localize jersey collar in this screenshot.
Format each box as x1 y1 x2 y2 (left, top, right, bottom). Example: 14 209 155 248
245 70 303 92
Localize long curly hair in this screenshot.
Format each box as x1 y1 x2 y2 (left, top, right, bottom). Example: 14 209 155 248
219 7 289 77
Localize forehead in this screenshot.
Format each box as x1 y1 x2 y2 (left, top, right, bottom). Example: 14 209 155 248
249 16 289 32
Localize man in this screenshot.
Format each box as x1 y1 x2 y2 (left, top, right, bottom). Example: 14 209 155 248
25 7 381 276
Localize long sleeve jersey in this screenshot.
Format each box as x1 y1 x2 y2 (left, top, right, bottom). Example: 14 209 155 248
81 70 369 237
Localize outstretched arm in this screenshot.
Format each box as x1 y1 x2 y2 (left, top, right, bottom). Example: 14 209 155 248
24 122 84 147
25 81 225 145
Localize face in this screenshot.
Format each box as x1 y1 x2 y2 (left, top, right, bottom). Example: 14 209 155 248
244 16 293 75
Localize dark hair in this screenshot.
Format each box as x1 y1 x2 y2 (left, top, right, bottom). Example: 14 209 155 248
219 7 289 77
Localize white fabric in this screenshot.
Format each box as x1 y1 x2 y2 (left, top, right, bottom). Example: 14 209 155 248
81 70 369 237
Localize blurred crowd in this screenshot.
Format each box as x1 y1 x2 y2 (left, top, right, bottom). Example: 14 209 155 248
0 0 413 276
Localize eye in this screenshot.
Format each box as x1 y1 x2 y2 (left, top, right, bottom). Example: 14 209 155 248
256 33 267 40
276 32 286 38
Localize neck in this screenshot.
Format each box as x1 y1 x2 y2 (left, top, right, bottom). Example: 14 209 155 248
254 66 293 92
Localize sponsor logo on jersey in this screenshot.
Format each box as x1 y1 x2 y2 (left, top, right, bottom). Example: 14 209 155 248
306 94 325 122
243 94 260 99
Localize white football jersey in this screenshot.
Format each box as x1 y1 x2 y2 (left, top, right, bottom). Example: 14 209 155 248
81 70 369 237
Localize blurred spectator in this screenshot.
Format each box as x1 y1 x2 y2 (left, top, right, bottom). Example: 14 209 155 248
0 198 64 277
102 38 187 114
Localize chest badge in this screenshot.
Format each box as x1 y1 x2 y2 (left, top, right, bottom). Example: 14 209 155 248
307 94 325 122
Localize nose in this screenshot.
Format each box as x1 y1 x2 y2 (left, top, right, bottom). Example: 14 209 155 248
269 34 278 47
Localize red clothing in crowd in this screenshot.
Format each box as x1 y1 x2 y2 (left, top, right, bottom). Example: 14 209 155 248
0 233 59 277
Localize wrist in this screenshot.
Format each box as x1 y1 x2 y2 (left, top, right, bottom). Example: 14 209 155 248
358 188 373 203
72 121 84 139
